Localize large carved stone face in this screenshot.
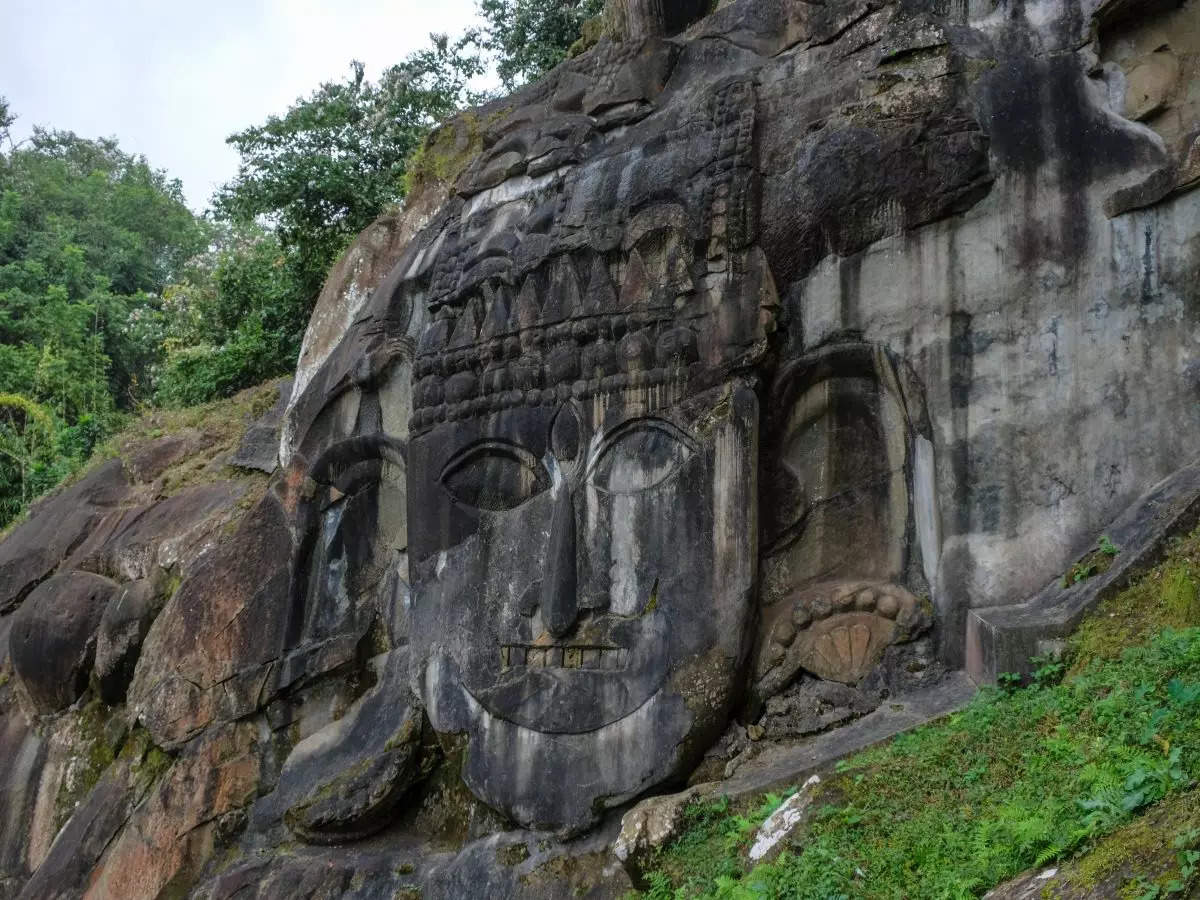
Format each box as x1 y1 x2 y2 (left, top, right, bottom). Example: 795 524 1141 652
409 388 754 736
402 75 769 832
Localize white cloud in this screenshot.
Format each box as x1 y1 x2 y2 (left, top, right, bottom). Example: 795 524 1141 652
1 0 482 209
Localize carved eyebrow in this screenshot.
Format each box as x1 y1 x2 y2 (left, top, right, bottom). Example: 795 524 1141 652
438 439 544 482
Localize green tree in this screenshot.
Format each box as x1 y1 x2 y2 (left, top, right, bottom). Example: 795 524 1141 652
0 97 13 150
214 35 484 304
0 127 209 411
0 117 209 525
477 0 605 89
0 392 56 516
156 225 307 406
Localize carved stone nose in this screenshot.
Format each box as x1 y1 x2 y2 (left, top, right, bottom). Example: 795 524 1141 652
541 480 578 638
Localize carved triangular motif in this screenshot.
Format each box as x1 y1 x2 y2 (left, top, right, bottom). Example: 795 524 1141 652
514 276 540 332
418 317 453 356
583 256 617 316
540 256 583 325
448 296 483 349
619 249 650 310
479 283 513 341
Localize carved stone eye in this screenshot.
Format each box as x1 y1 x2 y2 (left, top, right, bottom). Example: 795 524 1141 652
587 419 696 495
440 441 551 512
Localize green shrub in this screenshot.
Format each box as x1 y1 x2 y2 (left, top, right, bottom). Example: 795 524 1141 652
639 626 1200 899
1164 566 1200 626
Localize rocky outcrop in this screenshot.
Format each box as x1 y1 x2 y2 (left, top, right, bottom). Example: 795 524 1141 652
1 0 1199 897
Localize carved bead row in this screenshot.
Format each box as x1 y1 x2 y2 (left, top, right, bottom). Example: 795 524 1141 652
414 325 698 407
414 311 679 379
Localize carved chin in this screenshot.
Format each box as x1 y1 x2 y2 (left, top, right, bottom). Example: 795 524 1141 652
444 664 696 836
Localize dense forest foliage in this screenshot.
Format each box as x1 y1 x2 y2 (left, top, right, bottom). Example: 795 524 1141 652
0 0 600 528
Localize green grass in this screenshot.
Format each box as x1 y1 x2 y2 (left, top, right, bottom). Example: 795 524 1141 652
636 532 1200 899
0 378 284 542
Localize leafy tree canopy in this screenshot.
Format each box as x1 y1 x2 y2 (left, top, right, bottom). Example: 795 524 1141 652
0 125 209 415
213 35 484 302
0 116 208 523
477 0 606 89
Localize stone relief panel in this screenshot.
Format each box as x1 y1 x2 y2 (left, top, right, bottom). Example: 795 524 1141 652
753 343 936 704
260 0 1187 847
1099 0 1200 193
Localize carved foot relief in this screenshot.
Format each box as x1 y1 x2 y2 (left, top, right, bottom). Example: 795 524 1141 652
757 582 931 690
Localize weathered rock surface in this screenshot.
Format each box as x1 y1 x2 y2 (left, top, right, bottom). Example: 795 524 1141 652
257 650 437 845
0 460 128 616
94 575 168 705
231 379 291 474
613 786 708 887
10 572 117 715
1 0 1199 896
968 456 1200 682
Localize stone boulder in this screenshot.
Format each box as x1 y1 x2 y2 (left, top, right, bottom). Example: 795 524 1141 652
230 379 292 474
254 650 437 845
9 572 118 715
128 490 295 748
94 576 169 705
0 460 128 615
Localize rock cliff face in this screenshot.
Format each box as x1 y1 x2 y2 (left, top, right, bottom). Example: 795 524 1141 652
1 0 1199 896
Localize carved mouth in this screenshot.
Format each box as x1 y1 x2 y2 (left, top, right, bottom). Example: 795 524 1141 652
500 645 629 671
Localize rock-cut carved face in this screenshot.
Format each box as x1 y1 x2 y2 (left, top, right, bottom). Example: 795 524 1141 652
404 83 766 827
408 382 757 735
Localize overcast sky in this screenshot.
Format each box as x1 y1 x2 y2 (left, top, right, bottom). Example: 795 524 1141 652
1 0 482 210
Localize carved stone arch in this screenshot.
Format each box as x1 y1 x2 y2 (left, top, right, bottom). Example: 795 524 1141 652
750 340 938 696
761 341 933 592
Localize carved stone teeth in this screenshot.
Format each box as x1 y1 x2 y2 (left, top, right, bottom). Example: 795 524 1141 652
501 645 624 671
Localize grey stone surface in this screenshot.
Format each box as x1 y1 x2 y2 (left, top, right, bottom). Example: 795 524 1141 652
613 786 706 887
253 649 436 845
0 459 128 615
9 572 118 715
717 672 978 799
231 380 292 473
0 0 1199 896
967 457 1200 683
94 576 167 705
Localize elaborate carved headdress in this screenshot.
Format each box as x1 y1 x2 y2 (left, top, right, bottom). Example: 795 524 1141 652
409 77 765 433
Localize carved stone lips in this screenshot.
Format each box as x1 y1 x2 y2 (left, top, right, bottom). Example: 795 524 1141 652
500 645 629 671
